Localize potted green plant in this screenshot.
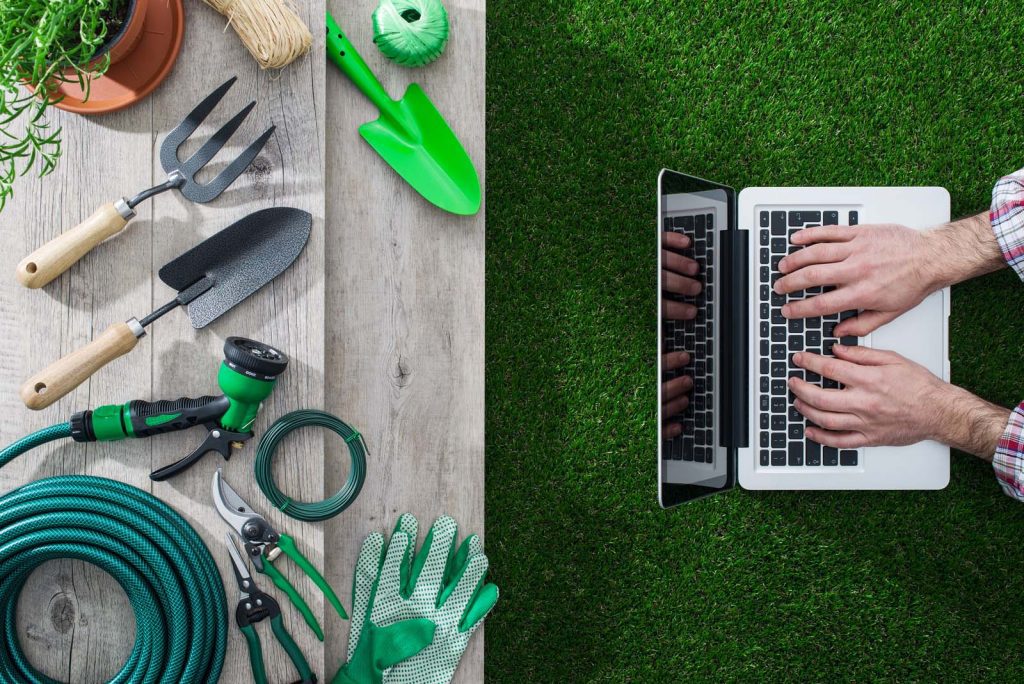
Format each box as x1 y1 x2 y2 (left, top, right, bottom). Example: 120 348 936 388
0 0 146 210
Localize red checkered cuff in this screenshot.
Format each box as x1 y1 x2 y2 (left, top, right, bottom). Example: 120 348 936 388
993 402 1024 501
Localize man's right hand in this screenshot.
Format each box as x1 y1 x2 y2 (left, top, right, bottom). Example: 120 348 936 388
773 223 941 337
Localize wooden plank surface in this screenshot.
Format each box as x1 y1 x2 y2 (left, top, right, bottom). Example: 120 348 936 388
2 1 326 681
323 1 486 682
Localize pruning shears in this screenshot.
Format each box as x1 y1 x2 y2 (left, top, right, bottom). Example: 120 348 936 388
225 534 315 684
213 469 347 641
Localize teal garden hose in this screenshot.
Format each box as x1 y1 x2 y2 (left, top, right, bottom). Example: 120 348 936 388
254 410 367 522
0 473 227 683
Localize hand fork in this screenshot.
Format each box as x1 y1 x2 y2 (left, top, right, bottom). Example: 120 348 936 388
16 77 275 289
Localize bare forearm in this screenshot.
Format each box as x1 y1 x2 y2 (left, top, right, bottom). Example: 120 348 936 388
932 384 1010 461
926 212 1006 289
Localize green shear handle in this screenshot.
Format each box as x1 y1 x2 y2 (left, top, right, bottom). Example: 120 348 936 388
240 616 315 684
264 532 348 641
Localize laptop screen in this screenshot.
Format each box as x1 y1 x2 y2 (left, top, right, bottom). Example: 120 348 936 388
659 170 735 506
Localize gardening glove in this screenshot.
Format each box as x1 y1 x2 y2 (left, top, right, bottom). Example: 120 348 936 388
364 514 500 684
332 521 436 684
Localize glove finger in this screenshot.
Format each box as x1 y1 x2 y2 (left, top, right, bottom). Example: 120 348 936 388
372 618 437 669
392 513 418 593
438 551 489 624
393 512 418 540
460 581 499 634
348 532 385 660
409 516 457 602
375 530 413 610
445 534 482 589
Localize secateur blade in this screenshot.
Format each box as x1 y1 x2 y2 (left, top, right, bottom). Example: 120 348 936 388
159 77 276 204
159 207 312 328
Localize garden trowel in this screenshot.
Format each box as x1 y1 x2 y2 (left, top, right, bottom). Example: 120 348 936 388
326 13 480 215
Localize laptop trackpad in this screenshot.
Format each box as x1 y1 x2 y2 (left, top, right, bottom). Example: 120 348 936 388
867 290 946 378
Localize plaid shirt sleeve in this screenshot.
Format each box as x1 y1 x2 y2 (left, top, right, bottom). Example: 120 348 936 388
990 169 1024 501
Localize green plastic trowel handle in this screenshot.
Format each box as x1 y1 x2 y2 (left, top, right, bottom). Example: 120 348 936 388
277 532 349 622
327 13 396 115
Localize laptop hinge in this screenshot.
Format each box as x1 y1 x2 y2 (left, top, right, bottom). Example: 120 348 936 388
720 227 749 450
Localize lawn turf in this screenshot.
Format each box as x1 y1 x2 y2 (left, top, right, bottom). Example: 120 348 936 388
486 1 1024 681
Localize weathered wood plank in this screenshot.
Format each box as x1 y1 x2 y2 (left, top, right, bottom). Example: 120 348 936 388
4 1 326 682
323 1 486 681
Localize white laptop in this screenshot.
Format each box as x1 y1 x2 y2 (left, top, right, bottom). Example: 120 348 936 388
658 169 950 507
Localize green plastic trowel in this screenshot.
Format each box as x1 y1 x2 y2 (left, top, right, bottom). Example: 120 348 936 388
326 13 481 216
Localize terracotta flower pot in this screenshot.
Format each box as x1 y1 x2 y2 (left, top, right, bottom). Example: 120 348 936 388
46 0 185 114
92 0 150 67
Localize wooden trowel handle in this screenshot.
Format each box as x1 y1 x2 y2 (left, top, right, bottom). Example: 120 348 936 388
21 321 142 410
17 201 135 289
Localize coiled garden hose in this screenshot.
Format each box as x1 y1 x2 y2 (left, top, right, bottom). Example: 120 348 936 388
254 410 367 522
0 474 227 683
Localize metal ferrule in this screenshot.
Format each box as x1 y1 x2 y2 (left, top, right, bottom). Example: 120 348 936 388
113 198 136 221
125 318 146 339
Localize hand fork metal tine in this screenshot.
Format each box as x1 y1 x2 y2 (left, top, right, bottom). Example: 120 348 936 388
178 100 257 178
159 76 238 168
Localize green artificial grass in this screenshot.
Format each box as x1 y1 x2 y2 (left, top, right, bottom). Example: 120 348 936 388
486 1 1024 681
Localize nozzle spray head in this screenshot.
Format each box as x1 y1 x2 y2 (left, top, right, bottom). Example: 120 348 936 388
217 337 289 432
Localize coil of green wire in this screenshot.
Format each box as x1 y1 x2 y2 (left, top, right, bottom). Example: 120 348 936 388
254 410 367 522
0 474 227 683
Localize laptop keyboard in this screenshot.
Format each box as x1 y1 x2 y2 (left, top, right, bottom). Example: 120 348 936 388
662 212 714 463
757 209 860 468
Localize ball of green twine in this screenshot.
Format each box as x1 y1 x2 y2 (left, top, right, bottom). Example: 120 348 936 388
372 0 450 67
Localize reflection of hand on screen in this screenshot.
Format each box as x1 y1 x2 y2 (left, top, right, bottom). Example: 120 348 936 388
661 231 702 437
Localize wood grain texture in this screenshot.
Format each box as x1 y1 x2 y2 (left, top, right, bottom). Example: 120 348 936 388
324 1 486 682
2 1 326 682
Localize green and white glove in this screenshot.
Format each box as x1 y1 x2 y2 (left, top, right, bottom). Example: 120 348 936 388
339 514 499 684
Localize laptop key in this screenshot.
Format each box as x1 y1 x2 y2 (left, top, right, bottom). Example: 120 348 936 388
760 449 770 465
840 450 858 466
840 336 857 347
771 379 787 395
760 229 769 246
788 442 803 466
788 318 804 333
771 326 786 342
771 415 786 430
761 414 770 430
771 397 786 413
771 433 786 448
771 211 786 235
805 440 821 465
807 331 821 347
771 344 786 360
823 447 839 466
771 362 786 378
823 211 839 225
771 450 786 466
848 211 858 225
788 336 802 352
760 211 770 227
788 423 804 440
771 238 787 253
